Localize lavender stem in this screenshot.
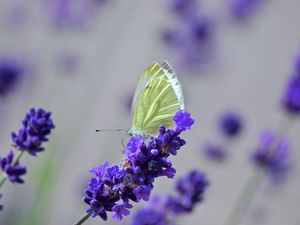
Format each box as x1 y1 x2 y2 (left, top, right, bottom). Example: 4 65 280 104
74 212 91 225
223 167 264 225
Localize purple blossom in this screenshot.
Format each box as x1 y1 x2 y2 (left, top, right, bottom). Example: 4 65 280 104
0 150 27 184
133 185 151 201
218 111 243 137
173 110 194 131
89 162 109 177
203 143 226 161
83 110 194 221
0 55 24 96
112 203 133 221
127 136 144 152
282 75 300 115
131 207 169 225
11 108 55 156
131 170 209 225
168 0 198 19
163 0 215 71
228 0 261 21
45 0 107 28
168 16 214 70
252 130 290 178
170 169 209 213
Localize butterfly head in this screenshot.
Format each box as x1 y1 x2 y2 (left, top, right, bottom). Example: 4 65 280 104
128 128 149 139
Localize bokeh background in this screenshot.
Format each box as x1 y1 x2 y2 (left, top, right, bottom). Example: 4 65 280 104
1 0 300 224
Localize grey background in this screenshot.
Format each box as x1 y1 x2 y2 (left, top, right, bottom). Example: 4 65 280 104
0 0 300 224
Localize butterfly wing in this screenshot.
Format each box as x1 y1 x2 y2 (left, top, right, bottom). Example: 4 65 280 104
130 61 184 136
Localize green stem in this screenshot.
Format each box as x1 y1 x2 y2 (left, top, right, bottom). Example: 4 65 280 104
0 151 25 189
74 213 91 225
223 167 264 225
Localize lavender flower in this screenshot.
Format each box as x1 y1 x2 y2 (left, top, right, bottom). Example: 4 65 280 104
219 111 243 137
166 169 208 214
252 130 290 178
0 150 27 184
169 0 198 19
163 1 215 70
203 143 226 161
131 170 209 225
0 107 55 211
11 108 55 156
131 206 170 225
0 56 24 96
176 16 214 69
282 75 300 115
45 0 107 28
83 110 194 221
112 202 132 221
228 0 261 21
173 110 194 131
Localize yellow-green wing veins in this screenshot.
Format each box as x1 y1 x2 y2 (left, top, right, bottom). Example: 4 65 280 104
130 61 184 137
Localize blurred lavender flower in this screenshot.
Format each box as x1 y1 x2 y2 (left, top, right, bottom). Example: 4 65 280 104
163 1 215 70
131 206 168 225
0 55 24 96
45 0 107 28
82 110 194 222
131 169 209 225
282 75 300 115
228 0 261 21
219 111 243 137
202 111 243 162
12 108 55 156
252 130 290 179
0 150 27 184
169 0 198 19
203 143 226 161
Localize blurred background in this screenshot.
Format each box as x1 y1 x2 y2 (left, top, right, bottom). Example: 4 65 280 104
0 0 300 224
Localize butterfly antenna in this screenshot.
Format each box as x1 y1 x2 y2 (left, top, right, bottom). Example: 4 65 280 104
95 129 127 132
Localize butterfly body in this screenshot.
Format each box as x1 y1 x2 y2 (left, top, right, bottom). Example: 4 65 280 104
129 61 184 138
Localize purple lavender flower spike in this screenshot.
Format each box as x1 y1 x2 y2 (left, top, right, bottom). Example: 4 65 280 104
203 143 226 161
11 108 55 156
228 0 260 21
131 170 209 225
45 0 107 29
83 110 194 221
219 111 243 137
0 55 24 96
252 130 290 179
173 110 194 131
282 75 300 115
0 150 27 184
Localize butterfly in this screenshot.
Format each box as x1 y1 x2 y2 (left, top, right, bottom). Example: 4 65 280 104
128 61 185 138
